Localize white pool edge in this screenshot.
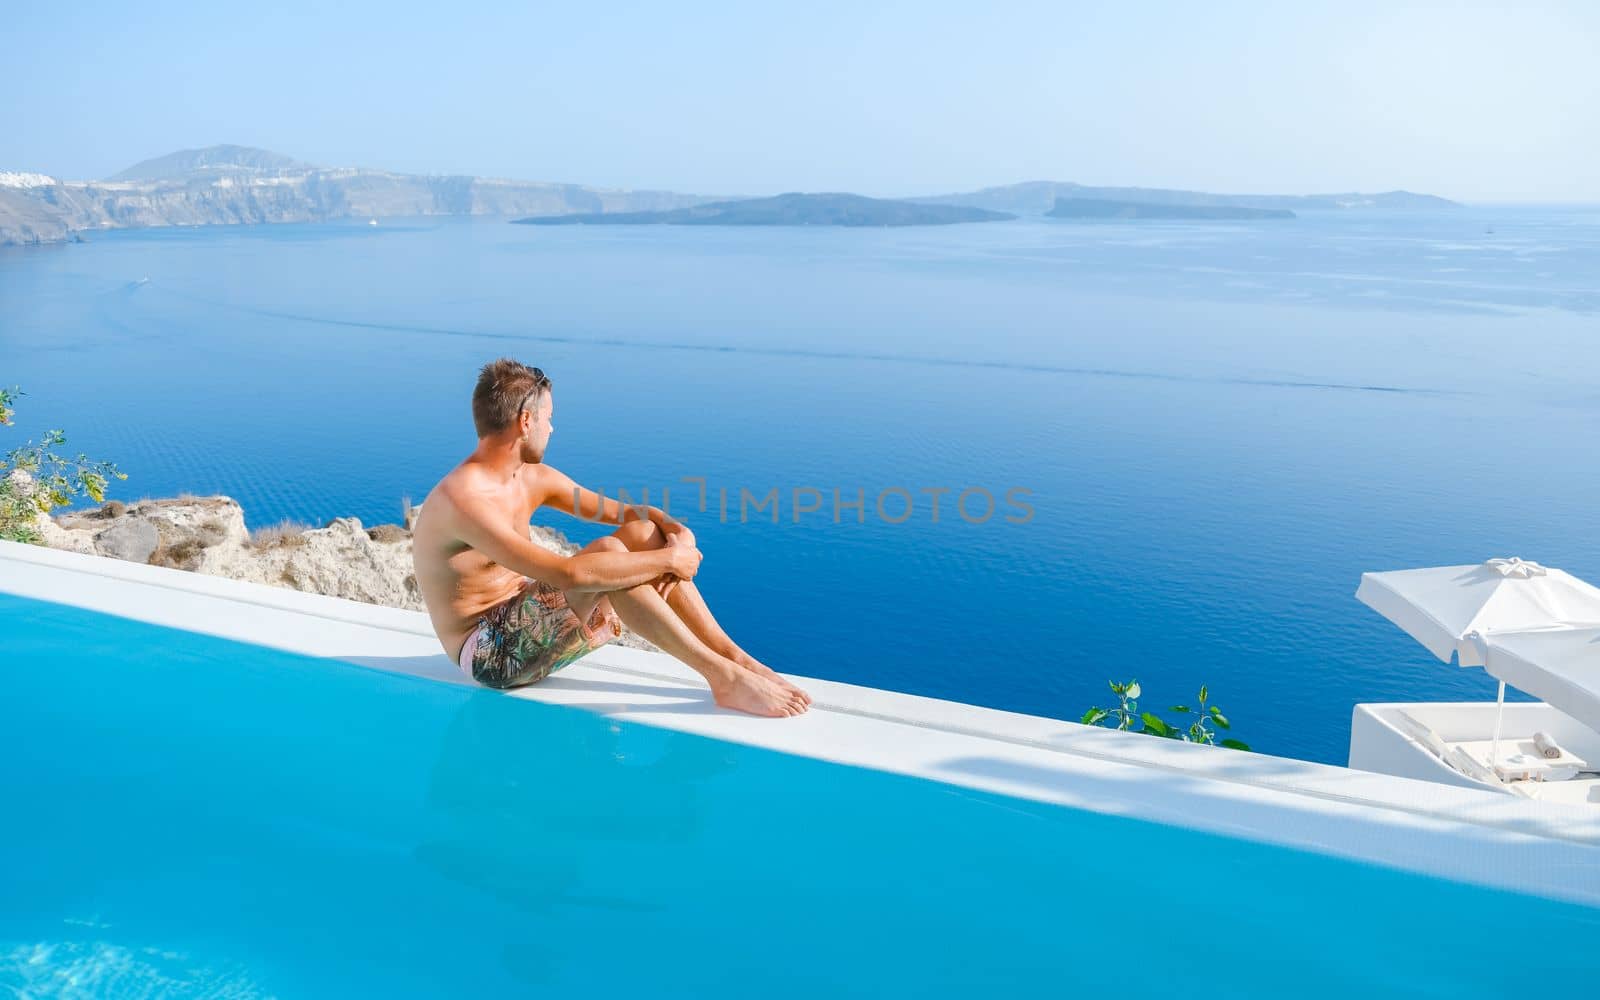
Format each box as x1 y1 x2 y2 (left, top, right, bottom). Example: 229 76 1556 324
4 539 1598 906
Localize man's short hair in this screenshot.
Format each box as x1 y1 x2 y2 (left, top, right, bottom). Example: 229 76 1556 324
472 358 551 437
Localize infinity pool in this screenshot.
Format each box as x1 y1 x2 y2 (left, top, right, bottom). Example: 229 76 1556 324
2 592 1597 998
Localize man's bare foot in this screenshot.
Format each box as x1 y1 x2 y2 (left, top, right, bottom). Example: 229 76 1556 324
732 654 813 707
712 670 810 718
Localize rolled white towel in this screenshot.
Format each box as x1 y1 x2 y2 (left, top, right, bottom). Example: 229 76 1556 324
1532 731 1564 760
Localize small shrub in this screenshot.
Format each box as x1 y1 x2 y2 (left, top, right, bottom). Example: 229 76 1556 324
155 537 209 570
250 520 313 549
0 387 125 543
1081 680 1250 751
0 477 43 544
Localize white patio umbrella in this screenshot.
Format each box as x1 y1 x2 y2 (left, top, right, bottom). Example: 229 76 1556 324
1482 626 1600 738
1356 558 1600 666
1356 557 1600 773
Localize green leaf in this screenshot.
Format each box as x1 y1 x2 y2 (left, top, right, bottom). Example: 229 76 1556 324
1140 712 1173 737
1219 739 1251 752
1080 707 1109 726
1109 680 1123 694
1198 685 1208 704
1208 707 1231 729
1170 705 1191 714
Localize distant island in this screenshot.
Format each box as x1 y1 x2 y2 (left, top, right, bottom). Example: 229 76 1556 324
514 193 1015 227
1046 198 1294 220
917 181 1459 215
0 143 1460 246
0 145 713 246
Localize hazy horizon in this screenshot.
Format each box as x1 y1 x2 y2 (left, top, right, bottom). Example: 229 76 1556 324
15 141 1600 208
9 1 1599 203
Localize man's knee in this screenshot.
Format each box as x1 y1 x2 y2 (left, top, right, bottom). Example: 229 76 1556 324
582 535 628 554
612 519 666 550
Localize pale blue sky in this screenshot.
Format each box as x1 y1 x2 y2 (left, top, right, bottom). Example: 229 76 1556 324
9 1 1598 201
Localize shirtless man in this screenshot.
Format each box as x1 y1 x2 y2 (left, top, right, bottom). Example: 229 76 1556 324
412 358 810 717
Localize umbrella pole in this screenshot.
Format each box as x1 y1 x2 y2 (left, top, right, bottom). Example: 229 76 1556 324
1489 680 1507 779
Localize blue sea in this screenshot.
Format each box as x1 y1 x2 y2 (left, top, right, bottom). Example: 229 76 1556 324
4 209 1599 764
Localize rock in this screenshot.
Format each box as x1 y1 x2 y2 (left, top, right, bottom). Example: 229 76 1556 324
56 496 250 569
35 515 96 554
4 467 36 498
138 496 250 551
93 517 159 563
4 470 90 552
232 516 415 608
366 523 409 544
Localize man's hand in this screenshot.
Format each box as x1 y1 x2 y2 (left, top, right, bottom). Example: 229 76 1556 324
655 531 701 601
666 537 701 579
661 520 696 550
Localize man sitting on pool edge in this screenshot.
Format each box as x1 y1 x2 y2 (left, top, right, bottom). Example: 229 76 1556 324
412 358 811 717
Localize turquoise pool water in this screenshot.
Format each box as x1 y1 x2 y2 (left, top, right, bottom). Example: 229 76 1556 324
2 591 1597 998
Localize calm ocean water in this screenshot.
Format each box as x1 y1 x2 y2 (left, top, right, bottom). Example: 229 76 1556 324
3 209 1598 763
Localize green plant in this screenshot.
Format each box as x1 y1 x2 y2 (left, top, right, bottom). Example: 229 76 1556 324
1080 679 1143 731
1081 679 1250 751
0 476 42 544
0 387 126 542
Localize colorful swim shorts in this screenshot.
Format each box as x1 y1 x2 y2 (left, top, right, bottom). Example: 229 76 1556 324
458 578 623 689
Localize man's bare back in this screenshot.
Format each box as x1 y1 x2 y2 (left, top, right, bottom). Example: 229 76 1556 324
413 460 570 664
412 360 810 716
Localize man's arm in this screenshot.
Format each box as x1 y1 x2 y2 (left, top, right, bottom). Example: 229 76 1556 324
535 466 697 599
539 465 687 537
450 489 696 594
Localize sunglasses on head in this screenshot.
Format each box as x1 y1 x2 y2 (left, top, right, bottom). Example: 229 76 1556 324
517 367 549 416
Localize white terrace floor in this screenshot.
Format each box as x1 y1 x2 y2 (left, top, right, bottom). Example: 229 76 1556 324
3 539 1599 907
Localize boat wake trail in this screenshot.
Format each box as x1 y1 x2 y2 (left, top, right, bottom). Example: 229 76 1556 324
161 288 1461 398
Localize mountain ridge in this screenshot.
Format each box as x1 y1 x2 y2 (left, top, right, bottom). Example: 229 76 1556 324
0 145 1461 246
916 180 1460 214
0 145 715 245
109 144 312 182
1046 198 1295 220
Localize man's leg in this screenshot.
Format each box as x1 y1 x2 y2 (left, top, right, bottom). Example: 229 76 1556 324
607 520 811 705
566 534 807 717
657 578 811 704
